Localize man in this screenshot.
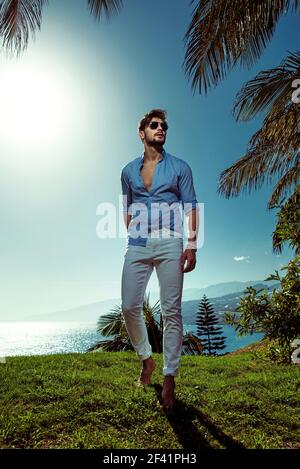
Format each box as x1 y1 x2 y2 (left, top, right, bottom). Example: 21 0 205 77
121 109 199 411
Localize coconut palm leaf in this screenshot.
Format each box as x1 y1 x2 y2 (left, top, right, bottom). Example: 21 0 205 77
183 0 300 94
182 333 204 355
217 125 300 206
87 336 132 352
233 51 300 120
269 165 300 208
86 0 123 20
97 304 127 338
0 0 123 54
218 52 300 206
0 0 47 55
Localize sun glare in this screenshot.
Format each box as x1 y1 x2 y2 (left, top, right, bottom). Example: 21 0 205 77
0 61 73 163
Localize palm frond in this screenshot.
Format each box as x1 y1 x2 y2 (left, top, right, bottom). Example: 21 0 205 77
87 336 132 352
218 52 300 206
0 0 123 54
86 0 123 20
182 333 204 355
0 0 47 55
217 141 299 205
268 162 300 208
97 304 127 337
183 0 300 94
233 50 300 120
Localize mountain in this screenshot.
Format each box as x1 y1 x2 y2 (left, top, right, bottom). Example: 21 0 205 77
21 279 280 323
181 279 279 301
23 298 120 323
182 281 280 326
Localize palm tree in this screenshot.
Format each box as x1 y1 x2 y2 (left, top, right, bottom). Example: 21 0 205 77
218 52 300 209
183 0 300 94
87 291 203 355
183 0 300 216
0 0 123 55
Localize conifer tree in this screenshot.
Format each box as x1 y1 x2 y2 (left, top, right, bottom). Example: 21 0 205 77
196 295 226 356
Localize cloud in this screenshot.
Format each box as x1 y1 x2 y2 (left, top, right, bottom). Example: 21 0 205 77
234 255 250 262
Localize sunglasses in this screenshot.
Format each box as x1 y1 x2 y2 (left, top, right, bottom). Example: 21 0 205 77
148 121 168 131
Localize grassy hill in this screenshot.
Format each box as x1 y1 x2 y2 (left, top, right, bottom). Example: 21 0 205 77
0 343 299 449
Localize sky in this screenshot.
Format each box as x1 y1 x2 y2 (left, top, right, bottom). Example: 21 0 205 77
0 0 298 320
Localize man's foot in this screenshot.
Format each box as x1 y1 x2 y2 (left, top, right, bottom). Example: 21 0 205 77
137 356 156 386
162 375 176 410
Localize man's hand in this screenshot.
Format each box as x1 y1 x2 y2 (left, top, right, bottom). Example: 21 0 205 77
180 249 197 273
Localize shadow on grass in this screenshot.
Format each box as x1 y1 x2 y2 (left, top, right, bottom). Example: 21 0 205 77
152 383 245 449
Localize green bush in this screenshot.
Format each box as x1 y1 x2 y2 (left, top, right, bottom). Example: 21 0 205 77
225 255 300 363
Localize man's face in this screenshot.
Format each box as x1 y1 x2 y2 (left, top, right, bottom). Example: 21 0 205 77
140 117 167 146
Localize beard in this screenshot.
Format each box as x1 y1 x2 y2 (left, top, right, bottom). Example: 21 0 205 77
144 134 165 148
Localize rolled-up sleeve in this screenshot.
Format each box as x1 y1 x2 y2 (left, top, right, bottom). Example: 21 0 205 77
178 162 198 214
121 167 132 214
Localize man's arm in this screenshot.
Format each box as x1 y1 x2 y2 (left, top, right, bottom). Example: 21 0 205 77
121 168 132 230
124 213 132 230
177 161 198 244
179 207 199 273
177 161 199 272
185 207 199 250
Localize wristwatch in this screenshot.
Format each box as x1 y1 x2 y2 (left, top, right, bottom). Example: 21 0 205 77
187 237 197 251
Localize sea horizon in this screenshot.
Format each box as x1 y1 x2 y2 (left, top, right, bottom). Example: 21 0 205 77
0 321 264 358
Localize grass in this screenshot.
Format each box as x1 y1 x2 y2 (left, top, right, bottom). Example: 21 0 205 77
0 343 300 449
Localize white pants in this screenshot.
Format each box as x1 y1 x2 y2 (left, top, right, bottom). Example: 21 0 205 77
121 234 184 376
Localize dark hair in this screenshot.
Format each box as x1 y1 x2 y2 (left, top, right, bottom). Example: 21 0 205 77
138 109 168 132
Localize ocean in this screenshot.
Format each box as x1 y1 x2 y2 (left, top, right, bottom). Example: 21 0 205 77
0 321 264 358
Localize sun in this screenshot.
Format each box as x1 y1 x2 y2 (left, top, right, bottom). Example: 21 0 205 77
0 60 72 162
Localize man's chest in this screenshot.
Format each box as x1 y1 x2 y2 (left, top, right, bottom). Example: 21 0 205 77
140 163 158 193
130 158 179 196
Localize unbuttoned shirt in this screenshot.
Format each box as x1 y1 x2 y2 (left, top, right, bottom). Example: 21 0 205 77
120 149 198 246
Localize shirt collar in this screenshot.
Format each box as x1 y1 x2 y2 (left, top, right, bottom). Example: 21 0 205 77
139 148 166 167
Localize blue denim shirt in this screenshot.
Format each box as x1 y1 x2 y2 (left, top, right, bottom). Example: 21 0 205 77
121 149 198 246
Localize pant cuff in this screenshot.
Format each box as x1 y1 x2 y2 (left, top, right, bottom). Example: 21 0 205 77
163 368 179 377
138 353 152 361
